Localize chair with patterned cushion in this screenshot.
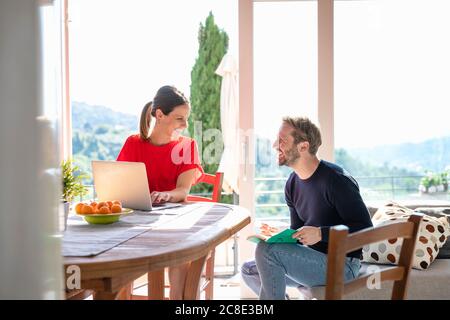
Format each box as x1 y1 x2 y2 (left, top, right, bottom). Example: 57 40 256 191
325 213 422 300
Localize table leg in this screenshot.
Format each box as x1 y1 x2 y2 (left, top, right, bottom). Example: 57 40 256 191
183 255 208 300
204 249 215 300
148 269 165 300
116 284 133 300
92 283 132 300
93 291 121 300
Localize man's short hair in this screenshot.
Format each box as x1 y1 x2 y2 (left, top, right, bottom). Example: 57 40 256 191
282 117 322 155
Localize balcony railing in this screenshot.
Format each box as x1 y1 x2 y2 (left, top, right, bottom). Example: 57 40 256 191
254 175 450 218
79 175 449 204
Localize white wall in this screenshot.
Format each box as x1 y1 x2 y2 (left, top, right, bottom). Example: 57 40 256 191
0 0 64 299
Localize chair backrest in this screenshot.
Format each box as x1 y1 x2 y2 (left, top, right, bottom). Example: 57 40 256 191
186 172 224 203
325 213 423 300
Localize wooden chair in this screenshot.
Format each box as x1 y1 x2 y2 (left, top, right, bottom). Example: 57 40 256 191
325 213 422 300
186 172 224 300
132 172 224 300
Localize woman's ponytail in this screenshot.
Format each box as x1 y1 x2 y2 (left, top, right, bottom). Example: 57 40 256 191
139 101 153 141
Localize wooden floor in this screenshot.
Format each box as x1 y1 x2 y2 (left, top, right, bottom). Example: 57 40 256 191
136 280 240 300
131 273 243 300
80 269 304 300
82 277 306 300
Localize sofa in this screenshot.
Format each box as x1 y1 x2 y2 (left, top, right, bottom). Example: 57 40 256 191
303 202 450 300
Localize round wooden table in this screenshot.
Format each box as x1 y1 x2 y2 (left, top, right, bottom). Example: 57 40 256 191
63 203 251 300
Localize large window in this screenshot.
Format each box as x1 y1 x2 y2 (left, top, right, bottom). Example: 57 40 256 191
68 0 237 198
68 0 239 273
335 0 450 202
254 1 317 222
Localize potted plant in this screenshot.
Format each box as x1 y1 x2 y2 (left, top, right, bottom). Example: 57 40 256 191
61 159 88 230
430 173 441 193
419 173 432 193
441 171 448 192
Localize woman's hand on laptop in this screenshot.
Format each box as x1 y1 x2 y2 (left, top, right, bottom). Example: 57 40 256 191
151 191 171 204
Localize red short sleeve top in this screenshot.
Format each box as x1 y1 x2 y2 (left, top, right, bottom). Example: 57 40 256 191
116 134 204 192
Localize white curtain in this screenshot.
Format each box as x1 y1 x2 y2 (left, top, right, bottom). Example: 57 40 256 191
0 0 64 299
216 54 239 193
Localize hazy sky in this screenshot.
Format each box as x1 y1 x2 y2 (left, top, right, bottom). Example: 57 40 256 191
70 0 450 149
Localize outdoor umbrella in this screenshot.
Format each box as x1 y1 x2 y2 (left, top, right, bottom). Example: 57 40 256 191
215 53 239 193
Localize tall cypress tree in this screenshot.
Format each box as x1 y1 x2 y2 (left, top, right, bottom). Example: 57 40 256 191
189 12 229 180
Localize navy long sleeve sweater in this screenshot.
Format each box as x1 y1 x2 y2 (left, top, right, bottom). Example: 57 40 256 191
285 160 373 258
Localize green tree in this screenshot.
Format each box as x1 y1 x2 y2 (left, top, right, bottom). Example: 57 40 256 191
189 12 229 182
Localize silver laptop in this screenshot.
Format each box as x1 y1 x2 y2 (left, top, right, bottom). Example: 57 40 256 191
92 160 182 211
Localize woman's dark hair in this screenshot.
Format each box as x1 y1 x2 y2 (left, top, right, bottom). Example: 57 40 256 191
139 85 189 141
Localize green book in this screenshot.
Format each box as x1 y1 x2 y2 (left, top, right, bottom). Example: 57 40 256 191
247 228 298 244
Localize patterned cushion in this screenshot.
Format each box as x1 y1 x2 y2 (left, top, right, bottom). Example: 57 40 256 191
414 207 450 259
362 202 450 270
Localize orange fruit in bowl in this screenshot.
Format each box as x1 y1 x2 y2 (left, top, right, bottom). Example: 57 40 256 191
81 205 94 215
75 203 85 214
107 201 113 208
98 206 111 214
112 200 122 206
111 204 122 213
97 201 108 209
90 201 98 208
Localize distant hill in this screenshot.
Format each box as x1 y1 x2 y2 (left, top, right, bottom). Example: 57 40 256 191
71 102 138 183
72 101 138 132
255 135 423 178
347 137 450 174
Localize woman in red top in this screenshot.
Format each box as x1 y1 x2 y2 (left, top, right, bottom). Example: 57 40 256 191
117 85 203 299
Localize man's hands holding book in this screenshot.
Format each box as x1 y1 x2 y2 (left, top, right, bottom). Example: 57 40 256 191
259 223 322 245
292 226 322 246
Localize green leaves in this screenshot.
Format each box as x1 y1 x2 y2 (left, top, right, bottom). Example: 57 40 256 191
61 159 88 203
420 170 449 189
189 12 229 196
189 11 228 147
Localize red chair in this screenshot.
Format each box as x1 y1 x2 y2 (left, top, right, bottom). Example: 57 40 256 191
187 172 224 203
186 172 224 300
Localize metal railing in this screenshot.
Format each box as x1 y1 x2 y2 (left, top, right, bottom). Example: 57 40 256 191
254 175 450 212
79 175 446 204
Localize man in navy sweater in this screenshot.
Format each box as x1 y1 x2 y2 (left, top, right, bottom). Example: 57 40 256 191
241 117 373 300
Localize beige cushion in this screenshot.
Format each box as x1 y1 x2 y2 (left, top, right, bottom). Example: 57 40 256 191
362 202 450 270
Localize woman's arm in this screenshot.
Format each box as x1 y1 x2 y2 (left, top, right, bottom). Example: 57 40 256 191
150 169 197 204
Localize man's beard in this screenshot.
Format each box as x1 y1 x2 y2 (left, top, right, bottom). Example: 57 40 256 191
278 146 300 167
